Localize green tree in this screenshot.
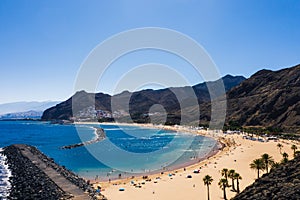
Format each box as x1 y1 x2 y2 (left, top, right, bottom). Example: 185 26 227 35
221 168 229 185
218 178 228 200
228 169 236 191
261 153 274 173
250 158 265 179
203 175 213 200
233 172 242 193
277 143 283 154
291 145 298 157
271 162 280 170
281 152 289 164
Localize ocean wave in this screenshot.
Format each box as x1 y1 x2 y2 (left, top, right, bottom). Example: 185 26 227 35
0 148 11 199
103 128 122 131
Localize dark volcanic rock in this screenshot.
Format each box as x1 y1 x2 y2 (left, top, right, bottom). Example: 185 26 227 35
42 91 111 121
226 64 300 130
233 155 300 200
41 75 245 124
196 64 300 132
3 145 67 200
2 144 106 200
41 64 300 131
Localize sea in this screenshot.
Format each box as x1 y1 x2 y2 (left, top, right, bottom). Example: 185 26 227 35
0 120 217 196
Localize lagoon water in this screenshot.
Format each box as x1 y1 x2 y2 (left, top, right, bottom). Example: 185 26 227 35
0 121 217 181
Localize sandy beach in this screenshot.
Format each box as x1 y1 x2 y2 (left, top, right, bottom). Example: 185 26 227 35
88 123 298 200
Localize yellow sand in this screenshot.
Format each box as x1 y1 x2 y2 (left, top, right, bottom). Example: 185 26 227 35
90 125 298 200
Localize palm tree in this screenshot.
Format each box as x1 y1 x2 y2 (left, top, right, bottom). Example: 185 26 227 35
203 175 213 200
221 168 229 185
218 178 228 200
291 145 297 157
271 162 280 170
277 143 283 154
282 152 289 159
281 152 289 163
250 158 265 179
261 153 274 173
233 172 242 193
228 169 236 191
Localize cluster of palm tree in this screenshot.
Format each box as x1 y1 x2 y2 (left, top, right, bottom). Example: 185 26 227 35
250 153 274 179
250 150 295 180
277 143 298 156
202 168 242 200
202 145 299 200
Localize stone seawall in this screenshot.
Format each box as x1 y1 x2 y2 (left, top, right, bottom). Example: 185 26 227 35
2 144 107 200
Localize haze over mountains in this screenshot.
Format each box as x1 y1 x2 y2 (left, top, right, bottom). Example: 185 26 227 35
0 101 60 119
42 64 300 132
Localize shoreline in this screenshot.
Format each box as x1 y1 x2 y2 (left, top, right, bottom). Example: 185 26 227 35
74 122 298 200
74 122 227 182
93 139 224 183
98 132 297 200
1 121 297 199
92 138 230 185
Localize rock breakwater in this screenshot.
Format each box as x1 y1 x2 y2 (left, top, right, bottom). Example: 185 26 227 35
61 128 106 150
3 144 107 200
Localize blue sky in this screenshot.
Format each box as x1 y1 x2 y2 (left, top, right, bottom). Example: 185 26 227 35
0 0 300 103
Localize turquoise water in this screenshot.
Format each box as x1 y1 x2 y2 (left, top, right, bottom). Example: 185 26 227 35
0 121 217 181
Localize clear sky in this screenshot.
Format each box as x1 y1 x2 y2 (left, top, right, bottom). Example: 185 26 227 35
1 0 300 103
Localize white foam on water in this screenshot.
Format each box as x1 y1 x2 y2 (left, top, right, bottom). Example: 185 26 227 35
0 148 11 199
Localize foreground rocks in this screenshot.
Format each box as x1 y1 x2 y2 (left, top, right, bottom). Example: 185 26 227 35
3 145 66 199
233 155 300 200
3 144 107 200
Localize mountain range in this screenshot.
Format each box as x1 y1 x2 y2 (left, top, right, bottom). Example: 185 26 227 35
225 65 300 130
41 75 245 124
0 101 60 119
0 110 43 120
42 64 300 132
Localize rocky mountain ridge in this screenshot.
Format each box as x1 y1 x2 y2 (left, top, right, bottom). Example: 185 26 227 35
41 75 245 124
42 64 300 132
225 64 300 130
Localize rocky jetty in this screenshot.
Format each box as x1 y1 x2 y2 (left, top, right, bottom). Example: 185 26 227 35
2 144 107 200
61 128 106 149
3 145 67 199
233 155 300 200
